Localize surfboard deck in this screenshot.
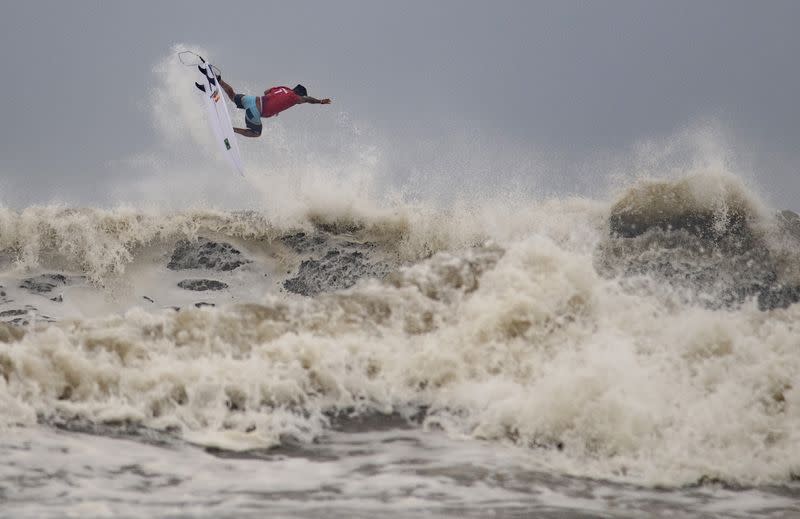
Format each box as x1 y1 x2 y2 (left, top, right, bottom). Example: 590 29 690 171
195 65 245 177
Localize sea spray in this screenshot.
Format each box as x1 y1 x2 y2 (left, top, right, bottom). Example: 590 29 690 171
0 177 798 487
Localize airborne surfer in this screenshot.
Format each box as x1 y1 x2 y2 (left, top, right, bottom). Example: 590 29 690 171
213 72 331 138
185 51 332 175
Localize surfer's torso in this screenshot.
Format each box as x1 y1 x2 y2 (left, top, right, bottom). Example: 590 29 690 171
259 87 302 118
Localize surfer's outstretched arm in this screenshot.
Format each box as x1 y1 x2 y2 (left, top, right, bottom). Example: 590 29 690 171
300 96 331 105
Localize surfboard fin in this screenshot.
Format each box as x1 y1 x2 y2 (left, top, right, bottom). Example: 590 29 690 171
195 82 206 93
199 65 219 86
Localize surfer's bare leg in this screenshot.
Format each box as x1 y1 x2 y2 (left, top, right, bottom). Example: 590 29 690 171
234 128 261 138
218 78 236 102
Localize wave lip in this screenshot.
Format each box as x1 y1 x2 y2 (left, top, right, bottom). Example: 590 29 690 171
597 174 800 310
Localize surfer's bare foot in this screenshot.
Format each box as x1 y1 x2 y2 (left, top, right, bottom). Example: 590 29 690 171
233 127 261 138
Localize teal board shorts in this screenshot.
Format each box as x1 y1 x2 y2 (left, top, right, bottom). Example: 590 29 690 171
233 94 263 134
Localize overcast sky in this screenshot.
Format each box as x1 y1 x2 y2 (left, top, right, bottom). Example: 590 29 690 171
1 1 799 209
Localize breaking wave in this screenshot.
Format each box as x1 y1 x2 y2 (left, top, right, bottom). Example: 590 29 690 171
0 169 799 489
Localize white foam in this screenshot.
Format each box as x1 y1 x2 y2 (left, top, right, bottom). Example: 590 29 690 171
0 427 794 518
0 211 798 488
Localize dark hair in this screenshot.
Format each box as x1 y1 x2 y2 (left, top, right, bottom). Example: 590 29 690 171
293 84 308 97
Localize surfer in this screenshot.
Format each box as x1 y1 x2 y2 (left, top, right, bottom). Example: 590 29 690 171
216 76 331 138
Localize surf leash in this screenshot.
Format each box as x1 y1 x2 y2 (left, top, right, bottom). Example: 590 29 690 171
177 50 222 79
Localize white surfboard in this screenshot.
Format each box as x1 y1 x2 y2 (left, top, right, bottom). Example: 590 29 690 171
195 64 245 177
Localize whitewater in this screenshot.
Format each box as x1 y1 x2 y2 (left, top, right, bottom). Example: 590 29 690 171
0 49 798 518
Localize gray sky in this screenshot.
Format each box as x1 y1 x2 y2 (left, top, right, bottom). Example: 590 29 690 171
1 1 799 209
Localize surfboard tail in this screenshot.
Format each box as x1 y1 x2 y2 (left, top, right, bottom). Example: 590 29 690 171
197 65 217 86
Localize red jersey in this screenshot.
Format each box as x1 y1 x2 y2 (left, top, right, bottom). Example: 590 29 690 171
260 87 301 118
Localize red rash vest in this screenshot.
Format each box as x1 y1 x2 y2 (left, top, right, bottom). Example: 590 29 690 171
260 87 301 118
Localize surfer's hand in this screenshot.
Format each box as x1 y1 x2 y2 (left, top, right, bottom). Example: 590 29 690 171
321 99 331 104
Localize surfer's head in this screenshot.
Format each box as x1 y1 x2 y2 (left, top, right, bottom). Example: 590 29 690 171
293 84 308 97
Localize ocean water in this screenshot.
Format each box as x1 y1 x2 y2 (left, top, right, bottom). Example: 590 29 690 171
0 171 799 518
1 48 799 518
